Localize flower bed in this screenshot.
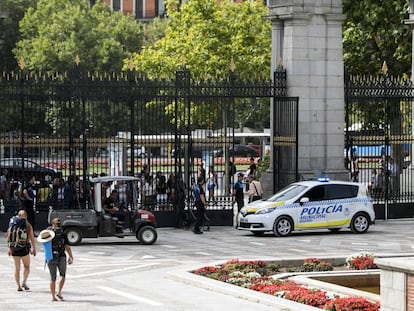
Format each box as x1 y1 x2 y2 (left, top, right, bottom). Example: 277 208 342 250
193 257 380 311
346 253 378 270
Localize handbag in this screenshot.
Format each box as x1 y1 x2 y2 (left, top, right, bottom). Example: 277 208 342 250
251 182 262 202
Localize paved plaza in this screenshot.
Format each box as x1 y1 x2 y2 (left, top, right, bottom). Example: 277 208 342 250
0 219 414 310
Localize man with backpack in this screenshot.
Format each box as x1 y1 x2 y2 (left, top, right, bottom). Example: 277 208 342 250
39 218 73 301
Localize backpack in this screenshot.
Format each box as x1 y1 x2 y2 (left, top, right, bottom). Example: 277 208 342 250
49 227 65 258
7 216 28 251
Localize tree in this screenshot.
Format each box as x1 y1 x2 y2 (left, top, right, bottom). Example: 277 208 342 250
0 0 37 71
129 0 271 131
142 17 169 47
343 0 411 76
10 0 145 138
343 0 412 196
14 0 144 72
130 0 271 80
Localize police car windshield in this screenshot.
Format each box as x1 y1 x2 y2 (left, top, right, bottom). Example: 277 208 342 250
266 184 307 202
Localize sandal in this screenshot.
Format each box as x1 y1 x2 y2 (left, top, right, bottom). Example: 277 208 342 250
56 293 64 300
22 284 30 290
17 287 23 292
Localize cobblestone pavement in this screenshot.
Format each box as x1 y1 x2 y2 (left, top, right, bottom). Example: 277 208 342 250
0 219 413 310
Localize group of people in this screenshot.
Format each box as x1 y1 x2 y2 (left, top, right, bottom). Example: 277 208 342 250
0 172 41 229
137 165 178 210
369 157 399 198
192 157 263 234
0 170 84 215
6 209 73 301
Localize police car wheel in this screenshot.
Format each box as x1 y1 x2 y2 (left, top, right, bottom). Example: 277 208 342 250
350 213 370 234
65 227 82 245
273 216 293 237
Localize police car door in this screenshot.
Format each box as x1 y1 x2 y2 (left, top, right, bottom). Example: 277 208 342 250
296 185 328 230
325 184 359 228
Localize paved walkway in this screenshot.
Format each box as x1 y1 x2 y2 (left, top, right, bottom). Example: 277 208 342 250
0 220 413 310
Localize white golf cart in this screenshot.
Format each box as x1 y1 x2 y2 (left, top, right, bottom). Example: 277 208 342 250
48 176 157 245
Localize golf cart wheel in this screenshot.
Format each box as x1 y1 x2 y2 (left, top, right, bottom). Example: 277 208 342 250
65 227 82 245
136 225 157 245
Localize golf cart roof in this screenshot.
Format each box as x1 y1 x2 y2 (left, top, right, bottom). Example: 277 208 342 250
90 176 139 183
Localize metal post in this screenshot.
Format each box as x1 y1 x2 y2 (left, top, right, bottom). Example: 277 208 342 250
82 99 88 186
19 70 25 173
129 70 135 176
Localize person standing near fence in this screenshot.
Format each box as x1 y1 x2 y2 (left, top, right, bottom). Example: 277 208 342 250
0 169 10 200
374 168 384 199
233 173 245 214
22 176 36 230
248 175 263 203
206 165 218 204
193 176 207 234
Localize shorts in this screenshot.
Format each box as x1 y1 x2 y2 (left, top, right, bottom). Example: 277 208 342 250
207 184 215 191
11 245 30 257
47 255 67 281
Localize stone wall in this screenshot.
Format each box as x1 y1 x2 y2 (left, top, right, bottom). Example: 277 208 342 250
375 257 414 311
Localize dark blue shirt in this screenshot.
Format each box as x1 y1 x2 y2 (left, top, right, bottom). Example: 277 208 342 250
234 181 244 200
24 183 35 201
193 183 205 203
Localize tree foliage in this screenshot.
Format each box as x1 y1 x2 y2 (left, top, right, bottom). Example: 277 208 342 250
343 0 411 76
0 0 37 71
129 0 271 80
128 0 271 131
14 0 143 72
142 17 169 47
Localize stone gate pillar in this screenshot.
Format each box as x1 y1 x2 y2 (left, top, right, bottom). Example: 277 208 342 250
267 0 349 187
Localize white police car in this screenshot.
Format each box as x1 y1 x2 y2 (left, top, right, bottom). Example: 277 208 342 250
237 179 375 237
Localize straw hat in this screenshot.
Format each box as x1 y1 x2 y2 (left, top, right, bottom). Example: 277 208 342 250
37 229 55 243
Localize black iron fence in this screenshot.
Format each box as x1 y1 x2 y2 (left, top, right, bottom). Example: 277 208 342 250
273 97 299 190
0 66 288 229
345 73 414 219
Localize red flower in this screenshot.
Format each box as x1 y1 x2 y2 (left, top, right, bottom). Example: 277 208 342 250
349 256 378 270
284 287 328 307
194 259 380 310
304 257 321 265
324 297 380 311
193 266 221 275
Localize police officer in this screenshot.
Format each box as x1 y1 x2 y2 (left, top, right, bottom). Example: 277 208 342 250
193 176 207 234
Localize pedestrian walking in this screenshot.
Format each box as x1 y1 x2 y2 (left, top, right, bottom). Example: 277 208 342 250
7 209 37 292
38 218 73 301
